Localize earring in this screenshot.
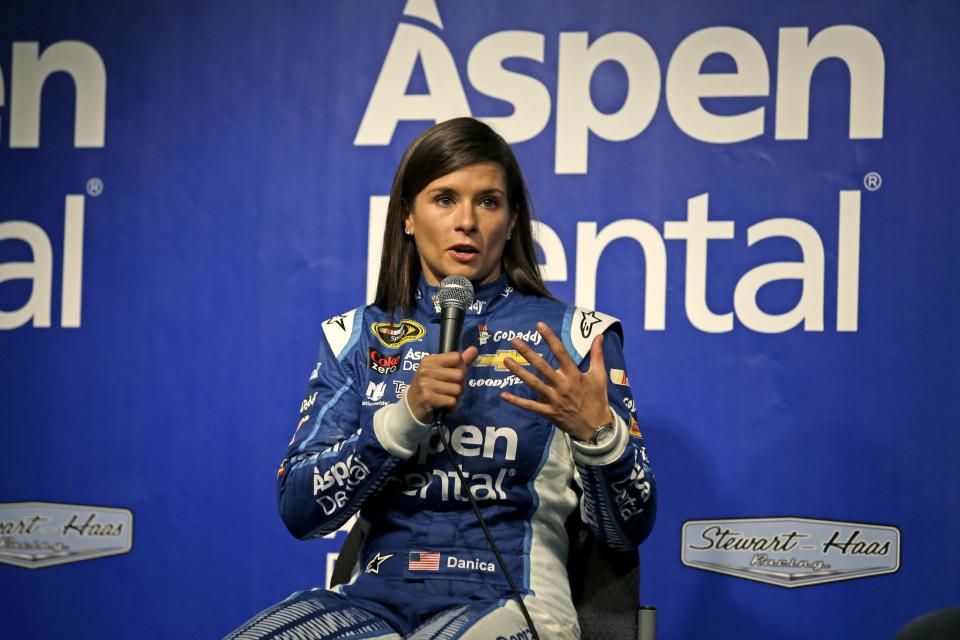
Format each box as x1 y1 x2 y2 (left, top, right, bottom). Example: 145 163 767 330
404 227 412 236
506 233 512 240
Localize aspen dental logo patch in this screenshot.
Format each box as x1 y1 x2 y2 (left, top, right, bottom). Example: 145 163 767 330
371 320 425 348
0 502 133 569
681 517 900 587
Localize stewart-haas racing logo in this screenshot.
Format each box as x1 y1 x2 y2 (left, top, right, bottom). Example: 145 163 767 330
371 320 425 348
368 349 401 375
0 502 133 569
681 517 901 587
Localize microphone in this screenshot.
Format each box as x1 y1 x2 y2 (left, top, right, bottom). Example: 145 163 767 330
436 275 474 354
433 275 474 424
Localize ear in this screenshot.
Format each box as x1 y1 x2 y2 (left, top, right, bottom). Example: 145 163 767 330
507 212 518 238
404 212 415 236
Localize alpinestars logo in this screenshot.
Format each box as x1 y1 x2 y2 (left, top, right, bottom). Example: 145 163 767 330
580 310 603 338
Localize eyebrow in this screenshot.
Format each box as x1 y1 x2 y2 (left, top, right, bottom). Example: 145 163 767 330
428 187 506 197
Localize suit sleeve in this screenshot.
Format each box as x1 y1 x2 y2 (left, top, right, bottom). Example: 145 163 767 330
570 329 657 551
276 322 427 540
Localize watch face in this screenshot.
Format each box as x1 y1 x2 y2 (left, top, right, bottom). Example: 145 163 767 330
593 424 616 446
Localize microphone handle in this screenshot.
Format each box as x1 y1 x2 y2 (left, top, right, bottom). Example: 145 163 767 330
437 305 465 354
433 304 466 424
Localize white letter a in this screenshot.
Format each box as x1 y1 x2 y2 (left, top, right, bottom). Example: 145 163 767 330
355 23 471 145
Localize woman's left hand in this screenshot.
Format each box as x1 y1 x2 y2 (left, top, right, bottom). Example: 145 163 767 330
500 322 612 442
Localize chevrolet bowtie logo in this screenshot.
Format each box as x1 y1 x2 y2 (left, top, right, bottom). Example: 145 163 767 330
475 350 533 371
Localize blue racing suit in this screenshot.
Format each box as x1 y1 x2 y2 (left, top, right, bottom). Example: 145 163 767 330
266 274 656 639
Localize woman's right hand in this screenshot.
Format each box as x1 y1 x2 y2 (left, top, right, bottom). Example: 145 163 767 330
405 346 478 423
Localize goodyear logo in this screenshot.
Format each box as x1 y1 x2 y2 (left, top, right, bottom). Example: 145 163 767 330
371 319 425 348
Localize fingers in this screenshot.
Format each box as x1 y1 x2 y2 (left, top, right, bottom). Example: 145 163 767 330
509 337 558 383
503 356 554 398
588 334 606 375
500 391 554 418
535 322 580 376
406 349 476 422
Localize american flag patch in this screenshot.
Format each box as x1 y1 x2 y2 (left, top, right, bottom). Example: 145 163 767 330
408 551 440 571
610 369 629 386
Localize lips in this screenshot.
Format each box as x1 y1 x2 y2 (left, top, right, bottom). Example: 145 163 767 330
449 244 480 262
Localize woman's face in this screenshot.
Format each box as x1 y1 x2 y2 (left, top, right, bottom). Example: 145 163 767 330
406 162 516 287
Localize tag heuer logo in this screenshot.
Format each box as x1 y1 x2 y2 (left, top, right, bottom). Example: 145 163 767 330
0 502 134 569
371 320 425 348
681 517 900 588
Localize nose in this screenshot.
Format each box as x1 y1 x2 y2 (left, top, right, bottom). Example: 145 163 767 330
453 201 478 234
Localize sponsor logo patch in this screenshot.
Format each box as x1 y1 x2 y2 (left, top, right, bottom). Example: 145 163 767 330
629 416 643 438
491 328 542 345
290 414 311 444
468 375 523 388
478 323 491 346
324 314 349 332
368 349 401 375
365 551 393 574
681 517 901 587
365 381 386 402
371 320 426 348
579 310 603 338
300 392 318 414
0 502 133 569
610 369 629 386
431 296 486 314
403 349 429 371
475 350 534 371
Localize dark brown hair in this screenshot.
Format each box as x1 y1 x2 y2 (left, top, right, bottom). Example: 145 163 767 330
373 117 552 313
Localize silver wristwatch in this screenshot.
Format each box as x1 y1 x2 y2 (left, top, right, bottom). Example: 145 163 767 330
585 420 616 447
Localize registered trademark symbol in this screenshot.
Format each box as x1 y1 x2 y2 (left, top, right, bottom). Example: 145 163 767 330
508 469 516 477
863 172 882 191
86 177 104 197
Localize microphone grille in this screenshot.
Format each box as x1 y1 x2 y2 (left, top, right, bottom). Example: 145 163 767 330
437 275 475 310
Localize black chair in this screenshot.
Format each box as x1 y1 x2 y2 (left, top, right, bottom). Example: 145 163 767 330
566 517 656 640
330 517 656 640
894 606 960 640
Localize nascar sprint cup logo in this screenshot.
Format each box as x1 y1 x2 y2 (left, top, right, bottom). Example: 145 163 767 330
681 517 900 587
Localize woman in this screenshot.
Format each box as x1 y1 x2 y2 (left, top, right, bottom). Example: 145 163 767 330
227 118 656 639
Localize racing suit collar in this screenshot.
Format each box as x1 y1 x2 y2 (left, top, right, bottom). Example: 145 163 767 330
415 272 513 318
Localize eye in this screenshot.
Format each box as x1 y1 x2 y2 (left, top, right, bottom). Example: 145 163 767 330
479 196 501 209
435 194 454 206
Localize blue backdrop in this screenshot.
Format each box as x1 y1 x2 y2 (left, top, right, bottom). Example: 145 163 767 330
2 1 958 638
